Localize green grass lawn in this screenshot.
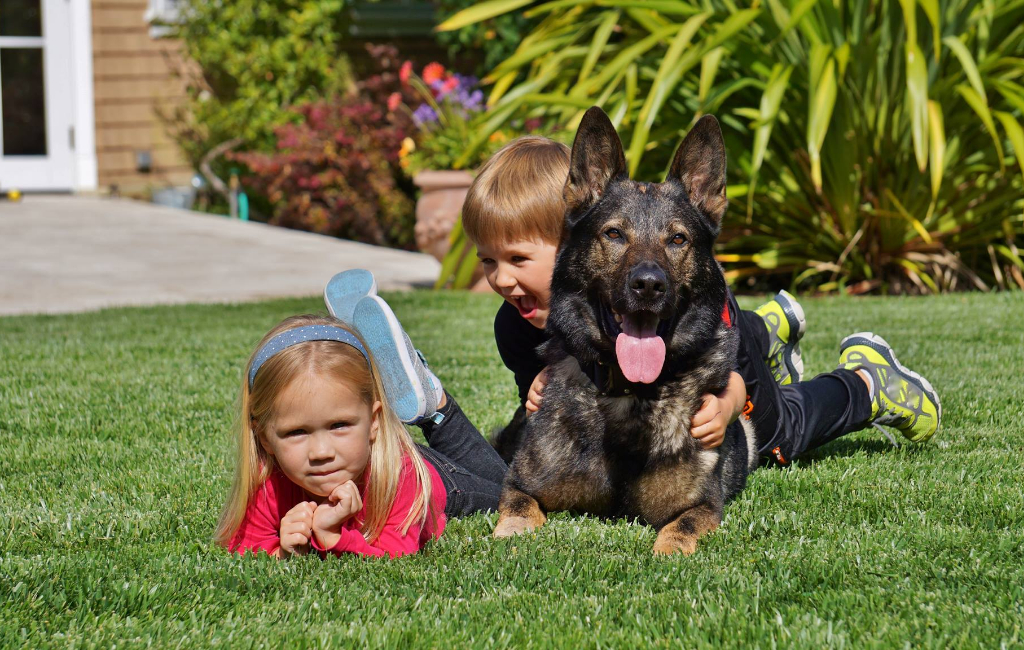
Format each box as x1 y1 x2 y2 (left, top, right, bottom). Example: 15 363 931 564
1 291 1022 648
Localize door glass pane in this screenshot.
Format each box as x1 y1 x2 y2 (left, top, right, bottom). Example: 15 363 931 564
0 0 43 37
1 48 47 156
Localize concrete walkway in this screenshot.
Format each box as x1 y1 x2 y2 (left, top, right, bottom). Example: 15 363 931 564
0 196 440 316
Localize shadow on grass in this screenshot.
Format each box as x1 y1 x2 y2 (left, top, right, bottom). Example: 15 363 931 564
769 435 926 468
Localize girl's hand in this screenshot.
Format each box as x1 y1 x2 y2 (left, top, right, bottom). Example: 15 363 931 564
526 367 550 413
279 501 316 557
312 481 363 549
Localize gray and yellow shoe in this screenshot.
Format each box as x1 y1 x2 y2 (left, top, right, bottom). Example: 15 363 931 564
352 295 444 425
838 332 941 443
754 290 806 385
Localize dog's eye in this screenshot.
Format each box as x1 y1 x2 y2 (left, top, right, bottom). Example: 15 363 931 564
605 228 622 240
670 233 686 246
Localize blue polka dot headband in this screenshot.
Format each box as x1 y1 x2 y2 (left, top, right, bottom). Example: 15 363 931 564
248 325 368 389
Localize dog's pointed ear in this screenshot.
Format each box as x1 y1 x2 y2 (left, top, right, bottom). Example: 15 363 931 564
563 106 628 226
667 114 728 227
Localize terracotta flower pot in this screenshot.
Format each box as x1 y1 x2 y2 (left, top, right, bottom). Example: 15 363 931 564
413 170 475 261
413 170 490 292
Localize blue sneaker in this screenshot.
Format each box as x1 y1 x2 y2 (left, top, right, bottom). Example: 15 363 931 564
352 295 443 424
324 269 377 324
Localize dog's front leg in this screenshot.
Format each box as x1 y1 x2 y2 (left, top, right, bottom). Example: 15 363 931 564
652 500 722 555
493 484 547 538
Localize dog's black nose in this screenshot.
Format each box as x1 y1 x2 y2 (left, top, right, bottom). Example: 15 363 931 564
629 264 667 300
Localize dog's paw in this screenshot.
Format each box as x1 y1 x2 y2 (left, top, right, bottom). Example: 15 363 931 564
652 534 697 556
493 515 542 538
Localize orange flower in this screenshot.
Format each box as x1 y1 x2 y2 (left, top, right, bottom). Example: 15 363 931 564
422 62 445 85
399 61 412 83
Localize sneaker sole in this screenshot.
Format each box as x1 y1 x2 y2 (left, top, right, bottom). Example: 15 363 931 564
353 295 426 423
840 331 942 438
776 290 806 383
324 269 377 324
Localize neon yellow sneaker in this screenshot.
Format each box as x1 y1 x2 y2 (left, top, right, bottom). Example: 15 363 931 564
754 290 806 385
838 332 941 442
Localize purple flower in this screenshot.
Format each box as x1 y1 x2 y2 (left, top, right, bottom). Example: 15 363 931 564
412 104 438 126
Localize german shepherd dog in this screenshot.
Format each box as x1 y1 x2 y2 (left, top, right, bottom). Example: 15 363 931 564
492 107 759 555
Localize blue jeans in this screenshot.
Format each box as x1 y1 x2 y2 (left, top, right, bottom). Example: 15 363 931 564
417 393 508 517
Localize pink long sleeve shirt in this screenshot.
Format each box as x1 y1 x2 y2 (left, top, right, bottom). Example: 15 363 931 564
229 455 446 559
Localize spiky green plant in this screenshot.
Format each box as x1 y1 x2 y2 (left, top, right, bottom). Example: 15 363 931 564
439 0 1024 293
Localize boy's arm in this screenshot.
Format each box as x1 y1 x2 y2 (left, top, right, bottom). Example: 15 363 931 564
690 371 746 449
494 303 547 405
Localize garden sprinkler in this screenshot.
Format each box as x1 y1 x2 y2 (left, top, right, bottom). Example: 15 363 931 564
228 167 249 221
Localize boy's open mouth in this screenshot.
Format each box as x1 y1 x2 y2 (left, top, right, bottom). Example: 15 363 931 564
600 303 669 384
512 295 539 319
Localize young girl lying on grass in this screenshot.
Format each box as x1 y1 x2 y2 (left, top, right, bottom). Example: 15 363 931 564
214 310 507 559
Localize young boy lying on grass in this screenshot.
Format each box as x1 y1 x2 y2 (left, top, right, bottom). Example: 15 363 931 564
459 135 940 467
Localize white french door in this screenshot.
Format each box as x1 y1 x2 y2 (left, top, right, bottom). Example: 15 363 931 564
0 0 75 191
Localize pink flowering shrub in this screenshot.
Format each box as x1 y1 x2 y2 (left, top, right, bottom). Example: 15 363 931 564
232 45 419 249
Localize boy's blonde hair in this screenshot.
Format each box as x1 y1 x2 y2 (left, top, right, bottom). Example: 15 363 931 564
214 314 435 549
462 136 570 248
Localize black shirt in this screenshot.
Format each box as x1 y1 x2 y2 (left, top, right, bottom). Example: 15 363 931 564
494 300 549 404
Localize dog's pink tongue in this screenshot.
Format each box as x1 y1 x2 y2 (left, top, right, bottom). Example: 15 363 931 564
615 316 665 384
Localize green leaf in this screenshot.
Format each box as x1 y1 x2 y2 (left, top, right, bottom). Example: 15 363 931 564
525 0 594 17
625 7 670 34
599 0 701 16
578 11 621 86
748 64 793 214
435 218 467 289
906 42 930 172
920 0 941 60
436 0 535 32
487 71 518 107
995 111 1024 199
519 93 598 108
994 80 1024 114
778 0 819 40
484 34 578 82
956 84 1005 170
927 100 946 198
573 25 681 97
897 0 917 45
627 12 711 175
885 189 933 244
454 99 524 168
807 58 837 193
453 244 480 289
699 47 725 103
942 36 987 103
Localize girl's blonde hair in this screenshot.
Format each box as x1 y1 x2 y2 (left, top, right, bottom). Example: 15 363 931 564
214 314 435 547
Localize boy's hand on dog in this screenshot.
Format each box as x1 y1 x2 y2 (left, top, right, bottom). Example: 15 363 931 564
691 394 728 448
691 372 746 449
526 367 550 413
279 501 317 557
312 481 363 549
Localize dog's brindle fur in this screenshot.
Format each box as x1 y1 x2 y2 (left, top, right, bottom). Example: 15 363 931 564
492 107 759 555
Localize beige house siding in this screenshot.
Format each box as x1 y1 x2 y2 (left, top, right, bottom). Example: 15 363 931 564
91 0 191 195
